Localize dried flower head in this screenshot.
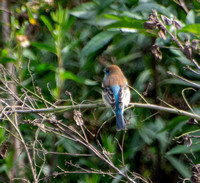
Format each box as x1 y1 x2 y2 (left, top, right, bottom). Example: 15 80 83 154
192 164 200 175
192 39 199 51
143 21 157 30
187 118 200 126
191 164 200 183
16 35 30 48
73 110 83 126
173 19 182 29
184 40 192 59
152 44 162 60
143 10 158 30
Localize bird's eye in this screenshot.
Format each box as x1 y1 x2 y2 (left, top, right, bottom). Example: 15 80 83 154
104 69 110 74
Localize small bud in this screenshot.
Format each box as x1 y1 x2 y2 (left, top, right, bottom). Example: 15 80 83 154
184 135 192 147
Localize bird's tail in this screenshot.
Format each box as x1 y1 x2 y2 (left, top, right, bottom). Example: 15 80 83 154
116 112 126 131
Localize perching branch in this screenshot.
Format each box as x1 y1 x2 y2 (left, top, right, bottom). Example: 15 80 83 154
1 102 200 121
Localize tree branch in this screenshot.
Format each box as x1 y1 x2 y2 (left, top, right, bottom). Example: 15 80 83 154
1 102 200 120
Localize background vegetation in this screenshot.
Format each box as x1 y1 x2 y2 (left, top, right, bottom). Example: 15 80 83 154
0 0 200 182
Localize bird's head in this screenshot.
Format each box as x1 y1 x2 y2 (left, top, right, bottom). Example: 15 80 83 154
104 65 122 76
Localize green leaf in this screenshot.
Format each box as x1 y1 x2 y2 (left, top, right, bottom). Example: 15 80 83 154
26 5 34 19
35 63 55 72
61 71 97 85
51 5 69 25
101 134 116 153
167 155 191 177
40 15 53 33
104 14 124 21
186 10 195 24
160 116 188 140
70 2 96 19
167 143 200 155
1 49 8 57
116 52 142 64
106 20 144 30
133 3 172 17
135 69 151 91
81 31 117 57
0 57 16 63
22 49 36 60
31 42 56 54
181 24 200 35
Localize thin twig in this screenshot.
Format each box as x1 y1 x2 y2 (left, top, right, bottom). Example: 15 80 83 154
185 66 200 76
167 71 200 88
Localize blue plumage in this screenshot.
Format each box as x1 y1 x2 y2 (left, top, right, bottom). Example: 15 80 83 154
102 65 130 131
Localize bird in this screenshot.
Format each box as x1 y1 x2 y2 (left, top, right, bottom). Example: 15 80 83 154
102 65 130 131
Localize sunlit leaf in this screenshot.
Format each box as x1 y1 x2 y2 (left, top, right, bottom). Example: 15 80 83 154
181 24 200 35
40 15 53 33
106 20 144 30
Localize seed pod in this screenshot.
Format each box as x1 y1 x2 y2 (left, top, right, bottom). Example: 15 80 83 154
161 15 172 25
158 28 166 40
143 21 157 30
174 20 182 29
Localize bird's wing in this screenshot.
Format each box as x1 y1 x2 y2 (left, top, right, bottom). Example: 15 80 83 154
102 86 116 110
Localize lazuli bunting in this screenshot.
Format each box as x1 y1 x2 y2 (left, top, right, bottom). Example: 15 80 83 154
102 65 130 131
